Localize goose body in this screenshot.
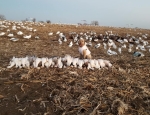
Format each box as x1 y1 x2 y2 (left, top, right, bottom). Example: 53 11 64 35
0 32 5 36
69 41 73 47
23 35 31 39
107 47 117 55
17 31 23 35
8 33 14 37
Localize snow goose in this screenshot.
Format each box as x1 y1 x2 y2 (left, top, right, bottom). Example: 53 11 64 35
0 32 5 36
107 47 117 55
103 60 112 67
63 37 67 42
7 29 10 33
137 45 146 51
64 55 73 66
7 57 22 68
48 32 53 36
107 39 114 47
95 43 101 48
57 57 63 68
118 47 122 54
86 42 92 47
58 38 62 44
122 44 126 49
44 58 53 68
21 56 30 68
128 48 132 52
35 36 40 39
10 38 19 42
17 31 23 35
94 38 98 42
98 59 105 68
12 26 17 30
72 58 79 67
128 44 133 52
142 34 147 39
8 33 14 37
89 37 92 42
89 59 96 68
133 51 144 57
33 57 42 68
123 39 128 43
103 43 107 49
23 35 31 39
68 41 73 47
56 31 60 35
33 29 37 32
77 59 84 69
41 57 49 67
94 60 100 69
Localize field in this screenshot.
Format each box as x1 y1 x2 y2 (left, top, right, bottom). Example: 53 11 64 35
0 21 150 115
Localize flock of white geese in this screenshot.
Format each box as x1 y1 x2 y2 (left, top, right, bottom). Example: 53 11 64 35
0 20 150 69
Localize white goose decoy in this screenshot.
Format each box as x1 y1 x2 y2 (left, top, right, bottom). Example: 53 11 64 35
10 38 19 42
138 45 146 51
48 32 53 36
94 38 98 42
56 31 60 35
33 29 37 32
69 41 73 47
108 39 114 47
23 35 31 39
89 37 92 42
123 39 128 43
118 47 122 54
0 32 5 36
8 33 14 37
17 31 23 35
142 34 147 39
7 29 10 33
87 42 92 47
12 26 17 30
107 47 117 55
128 47 132 52
103 43 107 49
95 43 101 48
58 38 62 44
35 36 40 39
122 44 126 48
112 43 117 49
63 37 67 42
73 36 78 42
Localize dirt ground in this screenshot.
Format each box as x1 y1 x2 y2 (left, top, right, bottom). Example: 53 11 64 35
0 22 150 115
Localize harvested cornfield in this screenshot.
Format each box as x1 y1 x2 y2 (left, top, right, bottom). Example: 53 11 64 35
0 21 150 115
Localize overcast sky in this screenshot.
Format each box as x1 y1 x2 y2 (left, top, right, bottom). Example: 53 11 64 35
0 0 150 29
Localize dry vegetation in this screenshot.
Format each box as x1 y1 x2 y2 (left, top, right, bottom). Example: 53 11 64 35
0 22 150 115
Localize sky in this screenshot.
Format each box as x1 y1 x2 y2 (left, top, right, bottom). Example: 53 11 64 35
0 0 150 29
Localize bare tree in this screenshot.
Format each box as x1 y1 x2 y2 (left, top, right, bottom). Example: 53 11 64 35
32 18 36 22
25 18 28 21
0 14 6 20
39 21 44 23
46 20 51 23
91 21 99 26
